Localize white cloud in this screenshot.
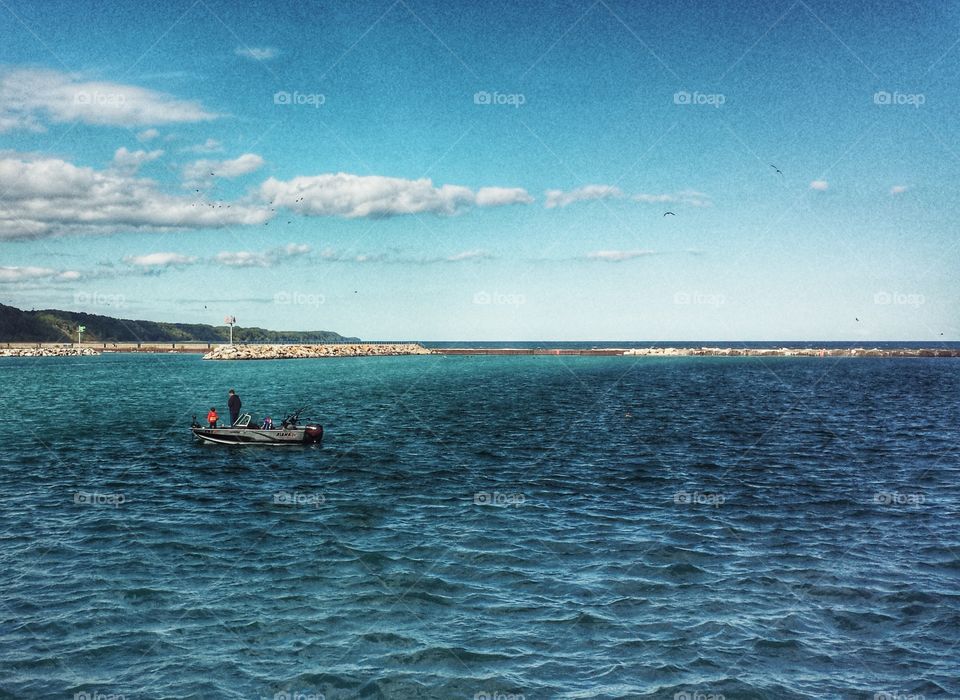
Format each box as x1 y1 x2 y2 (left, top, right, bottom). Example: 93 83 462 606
281 243 310 256
351 253 386 263
0 266 81 282
137 128 159 142
183 153 265 186
633 189 712 207
215 251 269 267
315 247 490 265
810 180 829 191
0 68 218 133
235 46 278 60
124 252 198 267
585 250 657 262
545 185 623 209
445 249 491 262
890 185 909 196
318 248 385 263
260 173 531 219
0 154 272 239
180 138 223 154
475 187 534 207
544 186 712 209
111 146 164 174
215 244 311 268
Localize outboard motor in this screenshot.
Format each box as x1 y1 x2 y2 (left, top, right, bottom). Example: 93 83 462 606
303 425 324 444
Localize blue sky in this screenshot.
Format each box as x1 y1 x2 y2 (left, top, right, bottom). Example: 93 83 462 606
0 0 958 340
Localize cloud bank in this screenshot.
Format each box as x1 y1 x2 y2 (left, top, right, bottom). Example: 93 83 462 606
0 155 270 239
260 173 533 218
0 68 217 133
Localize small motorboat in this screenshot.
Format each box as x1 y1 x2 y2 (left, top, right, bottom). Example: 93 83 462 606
192 407 323 446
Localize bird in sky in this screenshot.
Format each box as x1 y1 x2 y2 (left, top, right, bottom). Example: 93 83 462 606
770 164 784 176
663 211 676 217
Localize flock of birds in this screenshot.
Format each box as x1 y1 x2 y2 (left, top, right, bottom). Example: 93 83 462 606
194 166 794 220
187 164 947 337
191 177 307 225
658 163 945 335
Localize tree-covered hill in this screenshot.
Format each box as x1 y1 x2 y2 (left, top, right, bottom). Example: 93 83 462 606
0 304 358 343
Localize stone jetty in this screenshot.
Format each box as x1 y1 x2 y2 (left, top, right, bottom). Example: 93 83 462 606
203 343 431 360
0 347 100 357
435 346 960 358
621 346 960 358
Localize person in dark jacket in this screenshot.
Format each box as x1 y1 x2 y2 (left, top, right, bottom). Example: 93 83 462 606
228 389 242 426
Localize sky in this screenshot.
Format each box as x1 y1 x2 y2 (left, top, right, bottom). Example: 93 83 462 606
0 0 958 341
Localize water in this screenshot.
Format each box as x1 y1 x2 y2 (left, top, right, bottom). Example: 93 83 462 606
1 353 958 699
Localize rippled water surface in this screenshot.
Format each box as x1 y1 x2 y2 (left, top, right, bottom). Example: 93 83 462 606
1 353 958 699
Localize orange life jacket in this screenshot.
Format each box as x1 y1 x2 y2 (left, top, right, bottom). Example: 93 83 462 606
207 410 218 423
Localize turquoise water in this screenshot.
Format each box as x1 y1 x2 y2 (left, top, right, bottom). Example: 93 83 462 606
1 353 958 699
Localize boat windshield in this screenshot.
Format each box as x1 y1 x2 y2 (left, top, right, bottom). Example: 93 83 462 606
233 414 251 427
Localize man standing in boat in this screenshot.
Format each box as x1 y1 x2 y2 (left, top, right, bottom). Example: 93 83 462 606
228 389 242 426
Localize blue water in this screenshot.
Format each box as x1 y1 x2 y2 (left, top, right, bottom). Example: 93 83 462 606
1 353 958 699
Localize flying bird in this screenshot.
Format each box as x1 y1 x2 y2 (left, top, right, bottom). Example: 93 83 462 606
663 211 676 217
770 164 784 176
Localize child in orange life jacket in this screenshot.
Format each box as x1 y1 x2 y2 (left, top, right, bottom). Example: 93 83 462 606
207 407 219 428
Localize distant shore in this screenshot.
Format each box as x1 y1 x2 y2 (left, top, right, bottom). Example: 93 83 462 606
2 342 959 360
194 343 960 360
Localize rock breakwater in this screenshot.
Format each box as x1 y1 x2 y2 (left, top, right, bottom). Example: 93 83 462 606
203 343 431 360
0 347 100 357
